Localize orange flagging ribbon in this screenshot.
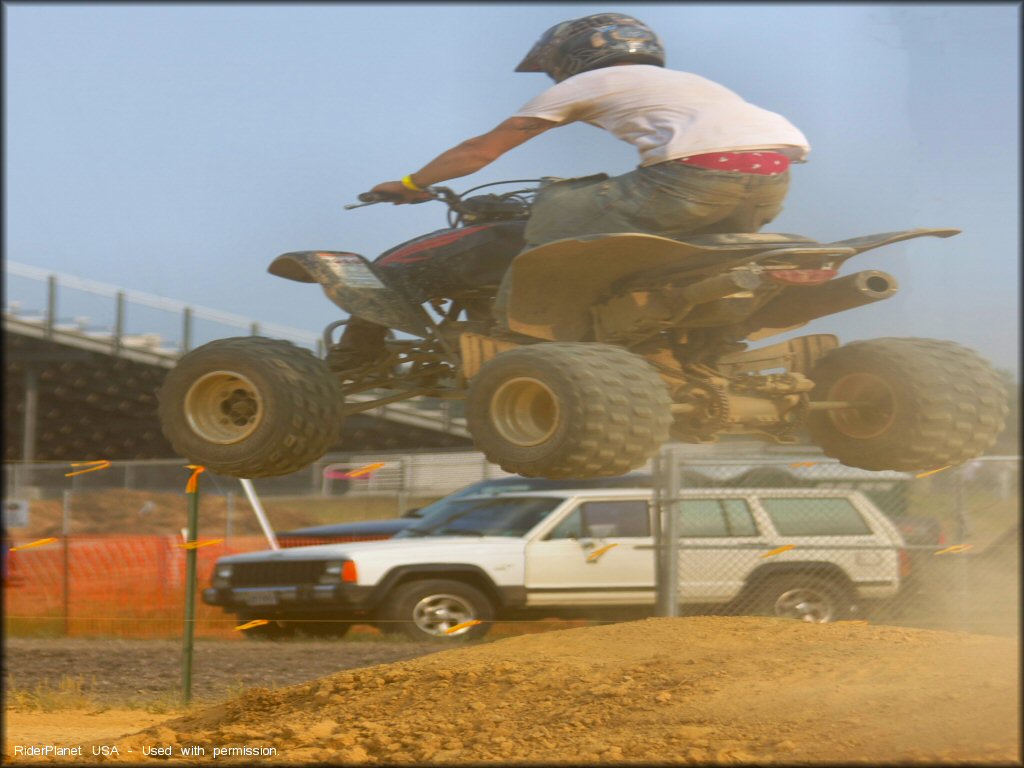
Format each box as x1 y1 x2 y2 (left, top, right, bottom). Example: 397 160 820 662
184 465 206 493
65 460 111 477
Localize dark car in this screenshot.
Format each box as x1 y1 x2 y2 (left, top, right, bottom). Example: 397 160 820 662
276 473 654 547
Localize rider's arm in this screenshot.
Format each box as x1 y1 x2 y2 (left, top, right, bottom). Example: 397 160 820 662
411 116 558 184
371 116 559 202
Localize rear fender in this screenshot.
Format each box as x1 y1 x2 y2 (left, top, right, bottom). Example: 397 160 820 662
503 234 852 342
740 562 855 599
369 564 505 609
268 251 432 336
825 228 960 265
504 234 722 342
503 229 959 342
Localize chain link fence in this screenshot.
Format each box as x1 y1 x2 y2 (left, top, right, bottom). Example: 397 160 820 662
5 451 518 506
3 451 1018 639
651 451 1019 636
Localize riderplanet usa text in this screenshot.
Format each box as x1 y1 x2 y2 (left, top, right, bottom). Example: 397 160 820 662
13 746 83 756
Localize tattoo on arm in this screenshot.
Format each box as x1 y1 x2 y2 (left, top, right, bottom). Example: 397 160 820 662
511 117 558 134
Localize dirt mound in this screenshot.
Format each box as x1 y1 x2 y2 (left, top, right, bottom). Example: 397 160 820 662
71 616 1017 764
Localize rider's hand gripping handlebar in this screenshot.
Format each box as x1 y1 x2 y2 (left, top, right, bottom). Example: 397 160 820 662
345 186 456 210
343 191 402 209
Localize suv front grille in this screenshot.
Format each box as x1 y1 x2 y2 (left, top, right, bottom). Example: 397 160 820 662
229 561 327 587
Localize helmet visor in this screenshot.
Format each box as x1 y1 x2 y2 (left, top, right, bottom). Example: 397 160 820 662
514 23 561 73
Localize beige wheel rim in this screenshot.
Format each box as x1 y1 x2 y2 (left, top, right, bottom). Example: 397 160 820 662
826 372 896 439
185 371 264 444
490 376 560 447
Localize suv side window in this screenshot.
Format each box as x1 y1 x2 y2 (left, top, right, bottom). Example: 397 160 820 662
546 509 583 540
760 497 872 536
677 499 758 537
545 500 650 540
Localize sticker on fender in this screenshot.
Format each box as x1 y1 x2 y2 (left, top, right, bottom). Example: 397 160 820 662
320 253 387 289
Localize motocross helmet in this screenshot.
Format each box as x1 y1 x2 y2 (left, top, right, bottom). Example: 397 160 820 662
515 12 665 83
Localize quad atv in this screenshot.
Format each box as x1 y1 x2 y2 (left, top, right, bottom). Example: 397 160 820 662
158 178 1008 479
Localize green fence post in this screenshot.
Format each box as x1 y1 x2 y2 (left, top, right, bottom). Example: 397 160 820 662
182 466 204 705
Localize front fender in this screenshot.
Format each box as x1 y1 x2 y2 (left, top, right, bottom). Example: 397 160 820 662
268 251 431 336
369 564 511 609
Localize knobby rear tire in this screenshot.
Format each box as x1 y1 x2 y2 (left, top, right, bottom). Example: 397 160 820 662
466 342 672 479
807 337 1007 471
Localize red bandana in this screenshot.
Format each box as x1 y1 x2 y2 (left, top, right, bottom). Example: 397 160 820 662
676 151 791 175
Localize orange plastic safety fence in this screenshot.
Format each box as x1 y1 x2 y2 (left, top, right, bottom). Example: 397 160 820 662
3 534 273 639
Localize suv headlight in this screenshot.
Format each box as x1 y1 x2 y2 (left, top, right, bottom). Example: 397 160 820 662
319 560 357 584
320 560 344 584
212 563 233 588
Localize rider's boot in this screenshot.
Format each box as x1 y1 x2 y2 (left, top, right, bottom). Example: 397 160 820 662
326 318 389 373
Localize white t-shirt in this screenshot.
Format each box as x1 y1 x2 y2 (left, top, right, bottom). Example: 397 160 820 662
513 65 810 167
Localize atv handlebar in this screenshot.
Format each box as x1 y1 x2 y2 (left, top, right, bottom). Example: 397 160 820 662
346 186 457 210
345 179 548 224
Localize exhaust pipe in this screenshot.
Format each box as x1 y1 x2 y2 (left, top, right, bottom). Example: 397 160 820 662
744 270 899 331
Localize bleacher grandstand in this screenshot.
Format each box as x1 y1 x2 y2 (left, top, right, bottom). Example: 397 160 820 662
3 262 471 462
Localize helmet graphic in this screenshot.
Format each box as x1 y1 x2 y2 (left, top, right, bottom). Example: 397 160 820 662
515 12 665 83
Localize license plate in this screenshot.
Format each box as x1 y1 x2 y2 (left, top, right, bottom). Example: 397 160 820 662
242 590 279 606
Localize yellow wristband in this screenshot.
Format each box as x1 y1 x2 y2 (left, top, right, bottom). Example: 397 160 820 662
401 174 423 192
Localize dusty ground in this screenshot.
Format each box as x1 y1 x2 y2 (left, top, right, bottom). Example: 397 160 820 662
3 636 443 706
3 616 1019 765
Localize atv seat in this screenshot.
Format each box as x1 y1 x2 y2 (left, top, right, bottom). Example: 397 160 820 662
674 232 819 248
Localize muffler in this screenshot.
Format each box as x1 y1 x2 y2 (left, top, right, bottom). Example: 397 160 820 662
744 270 898 331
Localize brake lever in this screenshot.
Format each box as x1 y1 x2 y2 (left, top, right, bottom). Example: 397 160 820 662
345 187 444 210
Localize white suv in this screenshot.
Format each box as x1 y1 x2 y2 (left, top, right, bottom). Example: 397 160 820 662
204 487 906 641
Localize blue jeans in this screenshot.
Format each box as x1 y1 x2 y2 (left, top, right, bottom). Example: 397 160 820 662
524 161 791 247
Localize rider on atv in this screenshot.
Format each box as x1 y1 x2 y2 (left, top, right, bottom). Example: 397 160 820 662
329 11 811 372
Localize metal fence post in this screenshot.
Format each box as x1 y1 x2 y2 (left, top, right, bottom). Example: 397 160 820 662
310 461 320 495
225 491 234 542
654 445 681 617
652 450 665 615
954 466 971 632
663 447 681 617
62 489 71 636
45 275 57 340
113 291 125 355
397 457 409 516
19 368 39 492
182 307 193 354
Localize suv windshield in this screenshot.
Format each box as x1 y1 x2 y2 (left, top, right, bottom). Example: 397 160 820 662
395 496 563 538
402 474 652 518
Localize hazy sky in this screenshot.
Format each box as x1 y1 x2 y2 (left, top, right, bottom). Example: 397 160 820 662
4 3 1020 376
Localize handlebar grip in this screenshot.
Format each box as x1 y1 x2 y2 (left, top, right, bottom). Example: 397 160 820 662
358 192 389 203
